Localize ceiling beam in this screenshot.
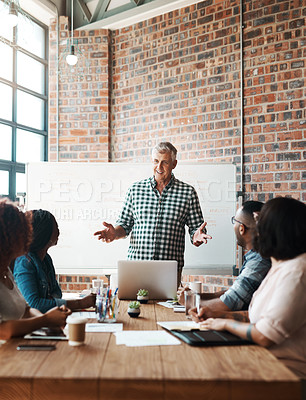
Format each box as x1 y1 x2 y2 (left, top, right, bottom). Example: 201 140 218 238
76 0 92 22
130 0 145 5
78 0 206 30
90 0 111 22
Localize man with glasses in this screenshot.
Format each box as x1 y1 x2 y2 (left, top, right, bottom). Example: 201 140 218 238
182 201 271 320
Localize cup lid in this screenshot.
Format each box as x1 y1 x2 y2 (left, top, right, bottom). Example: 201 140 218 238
67 316 88 324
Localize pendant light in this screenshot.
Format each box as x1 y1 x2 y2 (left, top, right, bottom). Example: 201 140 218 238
66 0 78 66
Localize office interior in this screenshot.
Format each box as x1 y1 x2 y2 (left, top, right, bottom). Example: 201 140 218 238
0 0 305 290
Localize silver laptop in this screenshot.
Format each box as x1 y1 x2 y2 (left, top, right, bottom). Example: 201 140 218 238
117 260 178 300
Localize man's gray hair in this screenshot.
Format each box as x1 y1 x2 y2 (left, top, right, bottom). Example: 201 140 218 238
152 142 177 161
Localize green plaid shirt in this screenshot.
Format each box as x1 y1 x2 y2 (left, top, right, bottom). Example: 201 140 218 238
116 174 204 270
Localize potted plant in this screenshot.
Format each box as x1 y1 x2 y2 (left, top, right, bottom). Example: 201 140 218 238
136 289 149 304
128 301 141 318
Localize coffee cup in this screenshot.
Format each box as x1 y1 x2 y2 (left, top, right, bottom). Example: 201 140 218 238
189 281 202 293
67 316 88 346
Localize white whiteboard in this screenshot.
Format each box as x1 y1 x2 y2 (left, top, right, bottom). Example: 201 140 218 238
26 162 236 274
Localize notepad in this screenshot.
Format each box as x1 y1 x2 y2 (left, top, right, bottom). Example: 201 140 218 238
157 321 251 347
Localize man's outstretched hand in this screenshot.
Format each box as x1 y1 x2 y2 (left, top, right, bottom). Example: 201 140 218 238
94 222 116 243
193 222 212 247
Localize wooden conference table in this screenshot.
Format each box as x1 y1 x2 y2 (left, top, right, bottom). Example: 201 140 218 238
0 301 301 400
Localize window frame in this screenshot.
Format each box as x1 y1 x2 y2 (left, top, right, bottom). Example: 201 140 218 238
0 11 48 201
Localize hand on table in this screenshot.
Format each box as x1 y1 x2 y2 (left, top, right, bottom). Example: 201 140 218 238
79 293 96 309
177 285 190 305
199 318 227 331
189 306 220 322
44 305 71 328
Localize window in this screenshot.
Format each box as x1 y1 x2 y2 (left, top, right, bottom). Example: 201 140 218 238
0 6 47 200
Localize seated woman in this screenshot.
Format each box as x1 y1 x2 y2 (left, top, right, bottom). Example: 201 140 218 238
196 197 306 380
14 209 96 313
0 199 70 340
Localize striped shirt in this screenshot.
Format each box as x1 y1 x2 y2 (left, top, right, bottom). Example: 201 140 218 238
116 174 204 270
220 250 271 311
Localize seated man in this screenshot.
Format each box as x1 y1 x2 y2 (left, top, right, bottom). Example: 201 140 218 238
178 201 271 319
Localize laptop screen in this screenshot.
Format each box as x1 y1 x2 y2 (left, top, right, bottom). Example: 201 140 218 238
117 260 178 300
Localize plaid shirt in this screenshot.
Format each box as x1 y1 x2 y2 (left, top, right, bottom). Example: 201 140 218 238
116 174 204 270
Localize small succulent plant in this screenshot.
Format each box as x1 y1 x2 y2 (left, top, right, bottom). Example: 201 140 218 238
128 301 140 309
137 289 149 297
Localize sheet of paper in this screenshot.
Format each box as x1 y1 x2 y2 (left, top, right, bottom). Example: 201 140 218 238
72 311 96 318
173 306 185 313
157 321 206 331
114 330 181 347
86 323 123 333
157 301 175 309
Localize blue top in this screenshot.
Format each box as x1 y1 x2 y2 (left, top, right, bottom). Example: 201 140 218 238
220 250 271 311
14 253 66 313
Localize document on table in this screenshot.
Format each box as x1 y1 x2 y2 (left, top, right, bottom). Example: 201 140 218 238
157 301 175 309
173 305 185 312
157 321 206 331
114 330 181 347
72 311 96 318
86 323 123 333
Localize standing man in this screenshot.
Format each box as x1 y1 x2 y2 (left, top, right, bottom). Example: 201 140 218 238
94 142 211 284
183 201 271 319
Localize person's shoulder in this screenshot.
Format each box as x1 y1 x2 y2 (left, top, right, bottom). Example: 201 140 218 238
244 250 271 270
282 253 306 272
173 177 196 192
129 177 151 190
14 253 35 272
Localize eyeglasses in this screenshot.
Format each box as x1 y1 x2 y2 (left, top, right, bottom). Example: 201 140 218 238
231 216 249 229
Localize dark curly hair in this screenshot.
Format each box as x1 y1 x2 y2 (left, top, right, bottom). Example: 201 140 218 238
0 199 32 268
254 197 306 260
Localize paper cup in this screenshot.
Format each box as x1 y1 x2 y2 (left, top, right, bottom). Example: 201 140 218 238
67 316 88 346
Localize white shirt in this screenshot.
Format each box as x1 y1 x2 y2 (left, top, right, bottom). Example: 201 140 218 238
249 253 306 378
0 269 27 323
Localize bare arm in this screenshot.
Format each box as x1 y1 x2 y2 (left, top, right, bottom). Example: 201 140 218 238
177 288 226 306
66 294 96 311
94 222 126 243
190 303 249 322
0 306 71 340
23 306 43 318
200 318 275 347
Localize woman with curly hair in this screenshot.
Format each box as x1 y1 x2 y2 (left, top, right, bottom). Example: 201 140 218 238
0 199 71 340
14 209 95 313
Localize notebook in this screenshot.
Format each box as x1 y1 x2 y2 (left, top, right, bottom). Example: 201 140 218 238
117 260 178 300
157 321 251 347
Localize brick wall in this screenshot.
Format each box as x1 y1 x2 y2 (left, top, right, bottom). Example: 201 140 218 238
58 274 108 292
48 0 305 292
49 17 111 162
110 0 305 202
49 1 305 199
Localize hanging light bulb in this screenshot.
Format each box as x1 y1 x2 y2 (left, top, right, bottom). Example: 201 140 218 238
66 44 78 65
7 1 19 28
65 0 78 66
